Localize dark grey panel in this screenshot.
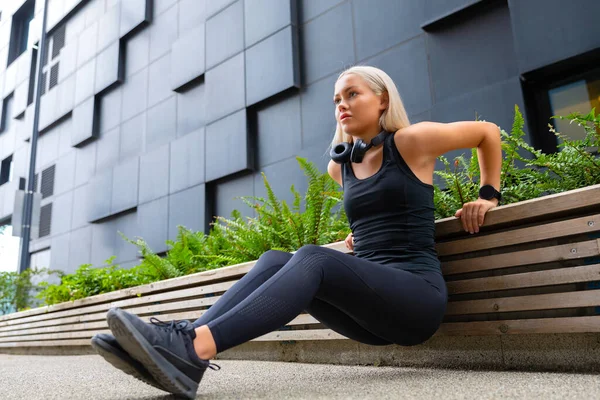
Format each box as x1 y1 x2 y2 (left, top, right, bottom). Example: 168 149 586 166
58 42 77 83
300 2 354 84
50 233 70 270
300 73 337 148
71 97 97 147
176 82 205 137
137 196 169 254
121 68 148 122
179 0 207 32
205 0 237 19
410 110 432 124
205 109 251 182
97 2 121 52
111 156 139 214
427 3 518 103
214 173 254 220
146 96 176 151
149 4 178 62
120 111 146 161
148 54 173 108
205 52 245 124
68 226 92 271
95 41 122 95
88 168 112 221
52 191 73 236
353 0 425 61
170 128 205 193
254 156 312 211
54 150 76 195
508 0 600 72
77 21 98 68
171 25 205 91
74 141 97 186
423 0 480 24
96 127 120 172
57 73 75 118
75 58 96 106
257 95 301 167
99 86 122 133
120 0 151 38
206 0 244 69
168 184 205 240
139 143 170 204
297 140 331 174
91 219 117 267
244 0 294 48
366 36 432 116
71 183 90 230
246 25 300 106
299 0 344 22
125 29 150 77
113 210 140 263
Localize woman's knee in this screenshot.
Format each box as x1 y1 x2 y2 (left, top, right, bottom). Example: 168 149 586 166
252 249 293 273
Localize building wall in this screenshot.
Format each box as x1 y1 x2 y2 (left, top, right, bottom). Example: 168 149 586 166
0 0 598 273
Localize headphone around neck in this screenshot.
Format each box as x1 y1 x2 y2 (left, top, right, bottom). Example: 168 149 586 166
330 130 390 164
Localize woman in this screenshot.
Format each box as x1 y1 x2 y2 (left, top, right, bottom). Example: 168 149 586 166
91 66 502 399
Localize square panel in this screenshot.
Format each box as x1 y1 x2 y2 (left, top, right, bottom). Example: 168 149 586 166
50 233 70 271
54 150 76 196
145 96 176 152
52 191 74 236
95 41 122 95
205 0 244 69
256 94 301 167
12 81 28 118
91 219 117 267
75 58 96 106
74 141 97 186
170 128 205 194
205 0 237 19
77 21 98 68
179 0 207 32
300 2 354 84
176 82 205 137
254 156 310 211
205 52 245 124
214 173 254 220
245 25 300 106
171 25 205 91
71 183 90 230
68 226 92 271
121 67 148 122
58 42 77 83
148 53 173 108
111 156 139 214
120 111 146 161
205 109 251 182
71 96 98 147
299 0 344 22
88 168 112 222
97 2 121 52
57 73 76 118
149 4 178 62
300 73 338 148
113 210 140 263
139 142 170 204
244 0 296 48
137 196 169 254
39 87 59 132
168 184 205 240
120 0 151 38
96 127 120 172
99 86 122 133
125 29 150 77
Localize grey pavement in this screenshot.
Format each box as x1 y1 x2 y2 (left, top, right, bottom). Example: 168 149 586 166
0 354 598 400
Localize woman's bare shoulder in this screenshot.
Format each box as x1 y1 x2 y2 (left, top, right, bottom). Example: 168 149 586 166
327 159 343 187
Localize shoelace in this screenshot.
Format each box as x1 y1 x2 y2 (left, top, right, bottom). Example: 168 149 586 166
149 317 221 371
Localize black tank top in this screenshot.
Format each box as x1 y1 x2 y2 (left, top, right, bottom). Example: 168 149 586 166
342 131 441 274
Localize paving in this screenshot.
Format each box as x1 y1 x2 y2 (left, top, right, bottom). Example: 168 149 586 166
1 353 598 399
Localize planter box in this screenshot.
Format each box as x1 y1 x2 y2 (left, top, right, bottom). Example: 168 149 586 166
1 184 599 371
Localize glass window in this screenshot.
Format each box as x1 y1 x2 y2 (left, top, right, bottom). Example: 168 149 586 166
8 0 35 66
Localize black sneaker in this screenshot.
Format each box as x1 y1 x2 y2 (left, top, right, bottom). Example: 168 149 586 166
91 333 165 392
106 307 220 399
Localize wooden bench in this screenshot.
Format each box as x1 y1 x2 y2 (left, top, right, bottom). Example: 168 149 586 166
1 184 599 371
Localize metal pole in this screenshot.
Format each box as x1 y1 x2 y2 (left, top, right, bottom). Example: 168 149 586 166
18 0 50 273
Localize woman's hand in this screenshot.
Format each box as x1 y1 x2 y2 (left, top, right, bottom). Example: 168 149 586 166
345 232 354 251
454 198 498 234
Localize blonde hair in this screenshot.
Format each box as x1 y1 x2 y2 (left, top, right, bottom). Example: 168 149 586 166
331 66 411 147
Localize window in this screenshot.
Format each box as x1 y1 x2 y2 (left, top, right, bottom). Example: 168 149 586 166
0 155 13 186
0 94 14 133
8 0 35 66
522 49 600 154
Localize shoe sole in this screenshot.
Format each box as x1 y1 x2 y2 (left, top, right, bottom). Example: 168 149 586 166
91 335 165 392
106 308 199 399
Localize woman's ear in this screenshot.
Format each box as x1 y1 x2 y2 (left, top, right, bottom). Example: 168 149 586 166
379 91 389 111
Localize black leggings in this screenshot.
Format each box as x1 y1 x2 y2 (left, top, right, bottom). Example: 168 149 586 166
191 245 448 352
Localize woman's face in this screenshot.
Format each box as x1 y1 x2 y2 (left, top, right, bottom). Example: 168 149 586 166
333 74 387 137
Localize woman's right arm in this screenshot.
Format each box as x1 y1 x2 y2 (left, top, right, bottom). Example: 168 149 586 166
327 159 342 188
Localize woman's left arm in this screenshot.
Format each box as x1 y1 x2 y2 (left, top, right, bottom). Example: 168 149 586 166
403 121 502 234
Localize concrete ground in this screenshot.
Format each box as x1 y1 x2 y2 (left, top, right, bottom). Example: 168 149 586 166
1 354 598 399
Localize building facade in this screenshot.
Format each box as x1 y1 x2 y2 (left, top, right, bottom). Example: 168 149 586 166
0 0 598 274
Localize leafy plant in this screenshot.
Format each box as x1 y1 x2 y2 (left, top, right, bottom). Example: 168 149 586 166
0 267 59 314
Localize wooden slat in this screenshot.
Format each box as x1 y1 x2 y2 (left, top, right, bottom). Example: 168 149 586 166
254 329 347 341
0 329 113 343
0 339 93 348
437 316 600 335
442 239 600 276
447 264 600 294
437 214 600 256
434 183 600 238
446 290 600 315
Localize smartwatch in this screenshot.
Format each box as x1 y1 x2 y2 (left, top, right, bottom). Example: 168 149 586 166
479 184 502 203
